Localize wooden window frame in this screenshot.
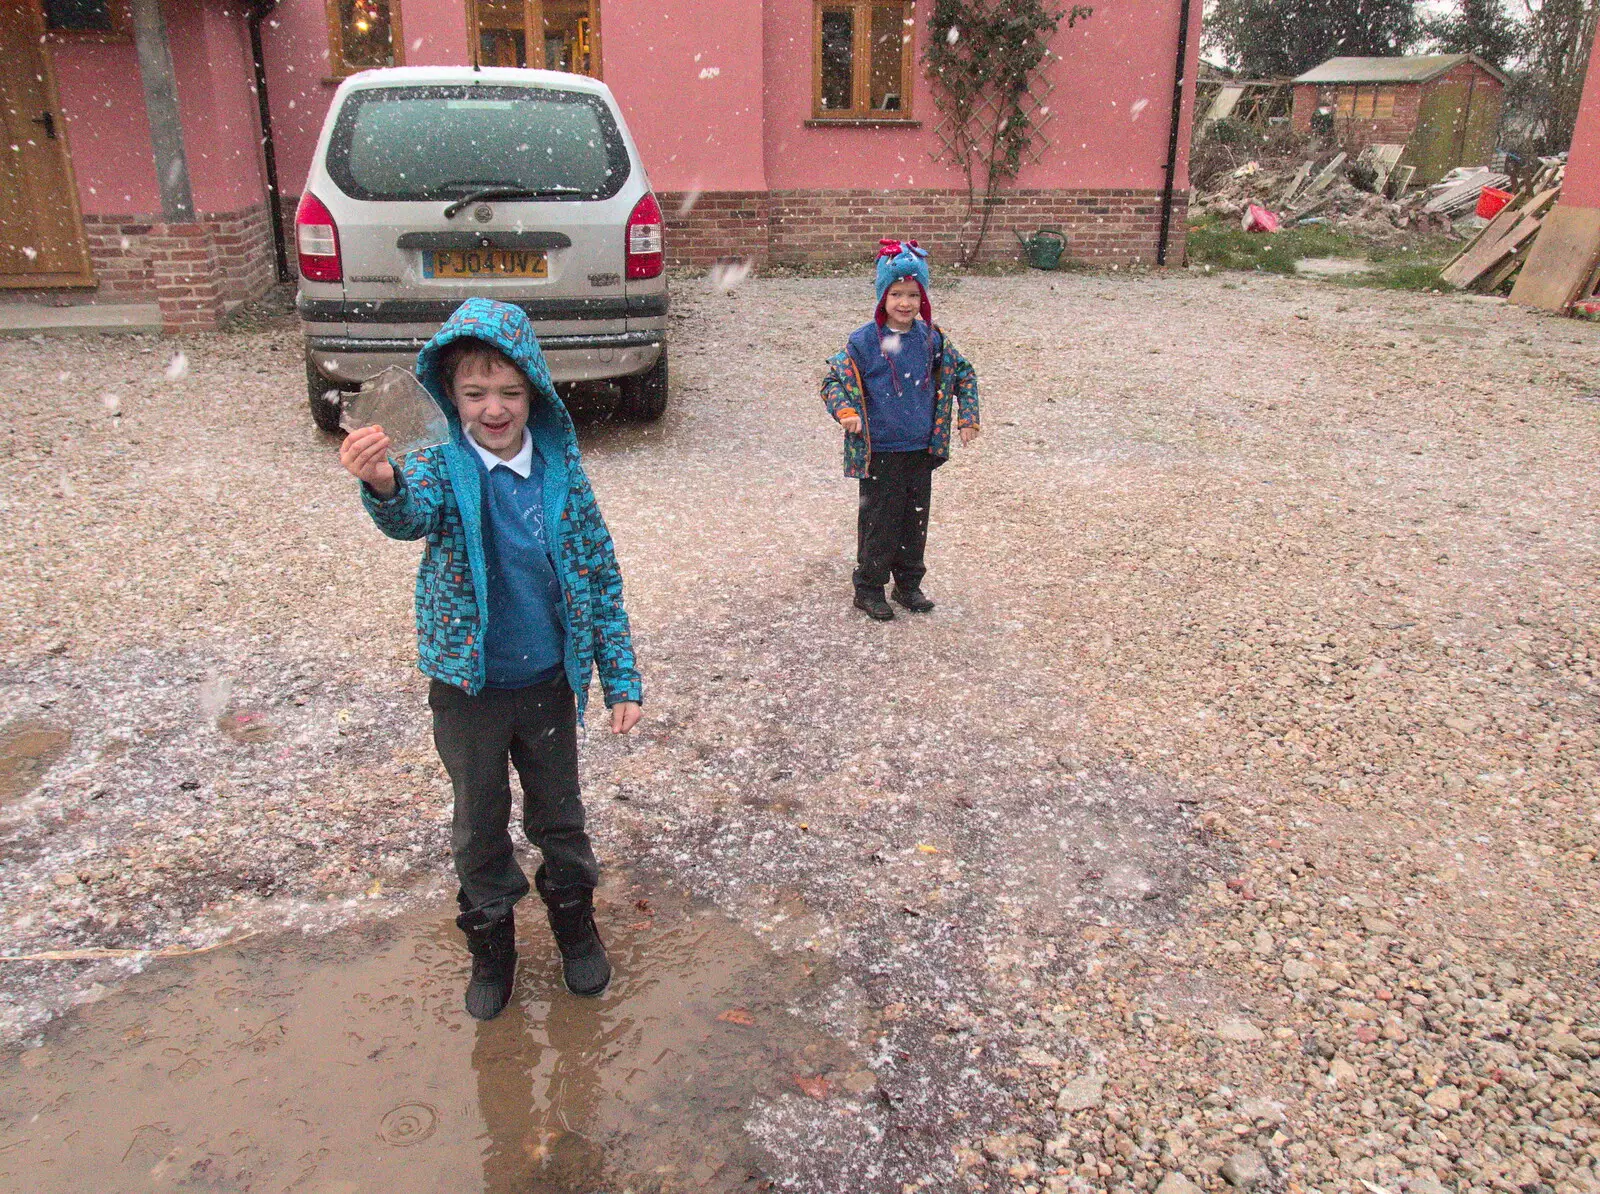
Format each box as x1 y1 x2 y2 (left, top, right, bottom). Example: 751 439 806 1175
40 0 132 44
326 0 406 80
810 0 917 125
1335 85 1397 122
465 0 603 79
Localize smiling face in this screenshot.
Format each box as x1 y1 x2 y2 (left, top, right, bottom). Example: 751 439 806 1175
450 353 531 460
882 277 922 332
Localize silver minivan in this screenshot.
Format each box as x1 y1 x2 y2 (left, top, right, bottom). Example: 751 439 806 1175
295 67 668 429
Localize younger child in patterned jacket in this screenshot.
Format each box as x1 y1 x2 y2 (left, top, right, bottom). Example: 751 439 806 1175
339 297 642 1021
820 239 981 620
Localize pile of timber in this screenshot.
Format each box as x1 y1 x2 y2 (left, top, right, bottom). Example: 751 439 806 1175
1439 161 1575 296
1424 166 1513 217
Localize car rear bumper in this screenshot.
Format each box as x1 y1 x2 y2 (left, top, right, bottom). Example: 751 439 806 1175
305 329 663 385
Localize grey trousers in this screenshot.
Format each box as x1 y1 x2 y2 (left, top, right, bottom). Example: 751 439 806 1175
428 675 599 927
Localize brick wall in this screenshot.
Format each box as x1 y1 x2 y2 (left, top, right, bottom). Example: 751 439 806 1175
206 204 277 303
1291 85 1316 134
81 202 278 327
658 190 771 268
662 187 1186 268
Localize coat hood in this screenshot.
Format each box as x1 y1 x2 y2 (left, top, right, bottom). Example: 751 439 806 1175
414 298 573 446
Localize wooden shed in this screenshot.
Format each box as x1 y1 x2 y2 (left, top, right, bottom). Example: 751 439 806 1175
1290 55 1508 185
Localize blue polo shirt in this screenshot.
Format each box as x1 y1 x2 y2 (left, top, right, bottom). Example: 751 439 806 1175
848 319 938 453
468 430 566 689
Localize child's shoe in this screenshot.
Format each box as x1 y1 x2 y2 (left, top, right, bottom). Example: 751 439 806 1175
536 865 612 996
853 587 895 621
458 907 518 1021
891 586 935 613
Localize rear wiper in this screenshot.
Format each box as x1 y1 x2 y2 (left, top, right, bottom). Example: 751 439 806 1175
442 186 582 218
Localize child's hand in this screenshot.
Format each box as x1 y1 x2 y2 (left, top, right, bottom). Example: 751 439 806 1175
340 425 397 498
960 425 980 446
839 413 862 434
610 701 642 735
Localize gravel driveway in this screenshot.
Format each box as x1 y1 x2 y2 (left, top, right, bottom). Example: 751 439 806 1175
1 272 1597 1194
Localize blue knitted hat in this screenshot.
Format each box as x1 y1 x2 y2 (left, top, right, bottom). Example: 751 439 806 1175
874 238 932 325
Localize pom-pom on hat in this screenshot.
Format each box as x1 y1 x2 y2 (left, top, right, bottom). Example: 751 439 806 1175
874 238 932 325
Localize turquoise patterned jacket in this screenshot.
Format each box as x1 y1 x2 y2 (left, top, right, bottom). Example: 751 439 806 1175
360 298 641 719
820 322 980 478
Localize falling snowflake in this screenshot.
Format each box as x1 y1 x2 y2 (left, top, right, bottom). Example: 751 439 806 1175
698 66 720 80
947 25 960 44
164 351 189 381
21 247 36 261
676 188 703 218
1130 97 1150 121
708 258 753 292
100 393 121 415
881 332 903 356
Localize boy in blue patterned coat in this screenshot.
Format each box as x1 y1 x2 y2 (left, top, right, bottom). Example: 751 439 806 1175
821 240 980 620
340 298 641 1019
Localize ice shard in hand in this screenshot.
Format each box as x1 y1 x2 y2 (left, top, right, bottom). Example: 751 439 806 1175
339 367 449 458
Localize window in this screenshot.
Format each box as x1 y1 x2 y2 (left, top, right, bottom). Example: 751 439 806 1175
812 0 915 122
1335 87 1396 121
40 0 130 40
326 84 629 202
326 0 404 77
470 0 601 77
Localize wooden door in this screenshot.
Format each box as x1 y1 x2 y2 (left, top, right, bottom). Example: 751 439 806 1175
1409 79 1470 185
0 0 93 286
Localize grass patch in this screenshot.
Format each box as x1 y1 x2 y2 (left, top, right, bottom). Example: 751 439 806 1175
1187 217 1370 273
1187 216 1457 292
1343 262 1449 291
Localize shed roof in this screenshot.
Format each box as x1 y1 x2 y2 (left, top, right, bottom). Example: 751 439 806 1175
1293 54 1510 88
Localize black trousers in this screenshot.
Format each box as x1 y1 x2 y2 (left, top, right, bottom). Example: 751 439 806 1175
855 449 937 593
428 674 599 928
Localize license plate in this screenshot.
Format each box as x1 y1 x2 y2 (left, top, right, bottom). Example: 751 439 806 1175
425 249 548 279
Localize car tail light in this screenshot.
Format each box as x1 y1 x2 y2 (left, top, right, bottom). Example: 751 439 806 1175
295 192 342 283
625 192 664 280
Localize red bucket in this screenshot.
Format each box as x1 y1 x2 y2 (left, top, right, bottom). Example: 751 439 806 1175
1476 186 1513 219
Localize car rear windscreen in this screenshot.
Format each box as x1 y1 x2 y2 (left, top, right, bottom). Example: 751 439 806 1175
326 85 630 202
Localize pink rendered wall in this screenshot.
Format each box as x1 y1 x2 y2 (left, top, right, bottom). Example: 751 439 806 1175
260 0 344 197
1562 18 1600 209
53 42 163 214
54 0 269 215
168 0 269 211
259 0 1203 199
762 0 1203 192
603 0 767 191
401 0 470 65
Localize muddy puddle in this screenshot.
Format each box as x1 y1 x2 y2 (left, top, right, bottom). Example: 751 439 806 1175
0 720 70 808
0 878 858 1193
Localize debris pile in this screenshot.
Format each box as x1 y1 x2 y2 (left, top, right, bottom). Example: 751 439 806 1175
1438 158 1600 313
1195 145 1455 236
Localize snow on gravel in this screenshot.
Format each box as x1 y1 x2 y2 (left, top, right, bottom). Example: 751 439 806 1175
1 272 1598 1194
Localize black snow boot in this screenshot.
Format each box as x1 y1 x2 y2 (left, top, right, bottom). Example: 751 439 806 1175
891 586 935 613
853 586 895 621
458 905 518 1021
535 866 612 997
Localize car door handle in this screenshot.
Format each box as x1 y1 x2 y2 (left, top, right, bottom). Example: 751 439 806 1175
31 111 57 140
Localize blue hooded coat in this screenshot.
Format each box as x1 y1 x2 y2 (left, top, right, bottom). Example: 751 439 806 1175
359 298 641 719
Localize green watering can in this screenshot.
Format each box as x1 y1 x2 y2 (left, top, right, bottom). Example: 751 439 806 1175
1017 228 1065 270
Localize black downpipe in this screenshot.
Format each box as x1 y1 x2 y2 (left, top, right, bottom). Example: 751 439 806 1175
248 0 290 283
1156 0 1194 266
